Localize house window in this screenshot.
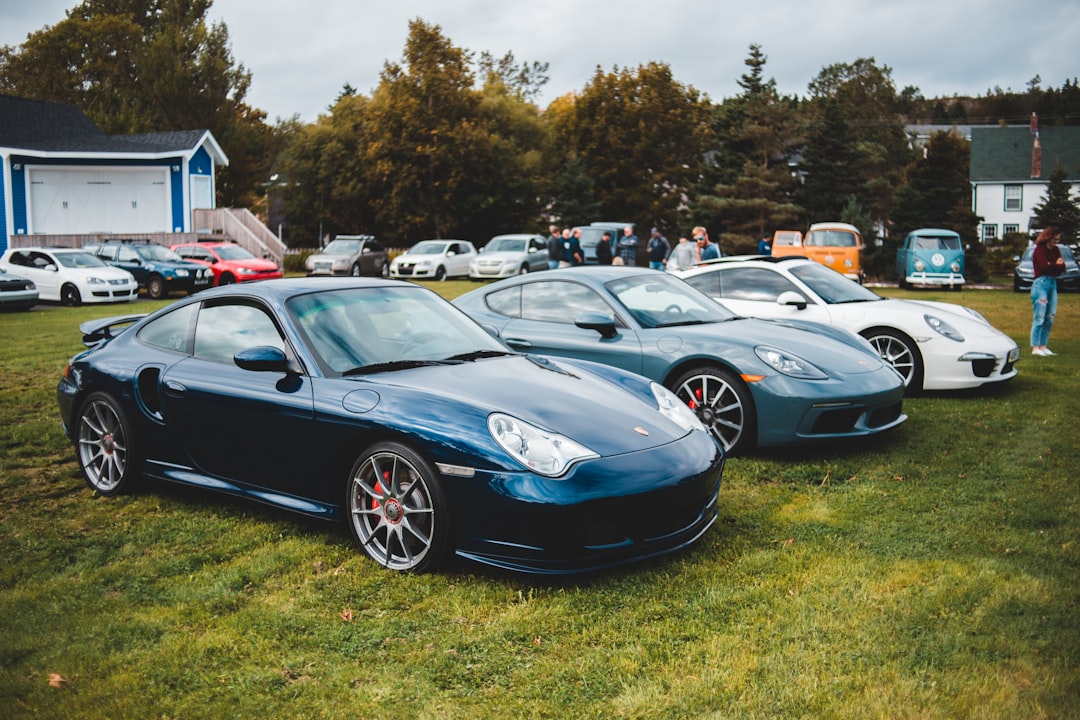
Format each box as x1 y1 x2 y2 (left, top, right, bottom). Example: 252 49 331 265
982 224 998 242
1004 185 1022 212
1003 224 1020 236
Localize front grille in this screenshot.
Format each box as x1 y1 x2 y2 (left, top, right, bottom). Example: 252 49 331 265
0 279 31 291
811 408 861 434
971 358 997 378
868 402 903 428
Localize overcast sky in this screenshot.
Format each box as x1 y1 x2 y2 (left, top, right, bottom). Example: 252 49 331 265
3 0 1079 124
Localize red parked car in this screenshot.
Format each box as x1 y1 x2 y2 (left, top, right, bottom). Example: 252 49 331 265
170 242 282 286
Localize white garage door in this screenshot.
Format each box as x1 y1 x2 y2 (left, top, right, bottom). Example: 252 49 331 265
28 168 170 234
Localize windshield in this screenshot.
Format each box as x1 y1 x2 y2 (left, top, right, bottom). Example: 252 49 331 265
55 252 108 269
790 262 882 304
214 245 256 260
408 241 448 255
914 235 961 251
321 239 361 255
137 244 184 262
486 237 527 253
287 285 507 375
605 273 735 328
805 229 857 248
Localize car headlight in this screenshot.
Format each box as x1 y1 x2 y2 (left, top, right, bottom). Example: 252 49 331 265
332 259 349 269
416 261 432 269
914 260 926 272
950 262 961 272
924 314 964 342
754 346 828 380
86 276 105 285
651 382 706 434
488 413 598 477
175 269 189 277
237 267 257 275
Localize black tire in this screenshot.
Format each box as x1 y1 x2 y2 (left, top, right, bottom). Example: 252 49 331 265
218 273 236 286
434 266 447 281
671 365 756 456
76 392 139 495
351 263 362 277
861 327 923 392
345 442 451 572
146 274 167 299
898 275 910 290
60 283 82 306
518 264 530 275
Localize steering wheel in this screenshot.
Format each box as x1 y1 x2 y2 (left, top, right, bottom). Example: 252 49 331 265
660 304 685 323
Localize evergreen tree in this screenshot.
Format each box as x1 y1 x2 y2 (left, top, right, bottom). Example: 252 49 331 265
1032 163 1080 243
797 99 862 222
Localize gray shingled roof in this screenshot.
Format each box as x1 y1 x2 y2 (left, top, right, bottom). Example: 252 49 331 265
970 126 1080 182
0 94 208 154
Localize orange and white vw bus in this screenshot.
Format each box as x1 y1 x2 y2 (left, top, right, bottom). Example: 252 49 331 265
802 222 865 283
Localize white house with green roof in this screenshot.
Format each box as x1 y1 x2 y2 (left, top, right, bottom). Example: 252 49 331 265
969 119 1080 242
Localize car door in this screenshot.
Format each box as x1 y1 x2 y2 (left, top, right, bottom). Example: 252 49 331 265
447 242 474 277
492 279 644 374
159 297 317 492
690 266 834 325
12 251 61 299
361 240 385 275
527 237 548 272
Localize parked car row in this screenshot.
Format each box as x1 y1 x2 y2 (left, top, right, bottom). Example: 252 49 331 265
0 240 284 306
46 231 1025 578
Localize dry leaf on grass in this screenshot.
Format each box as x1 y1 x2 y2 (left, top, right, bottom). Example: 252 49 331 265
48 673 69 689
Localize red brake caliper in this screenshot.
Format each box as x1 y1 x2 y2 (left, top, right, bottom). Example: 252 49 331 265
688 386 703 410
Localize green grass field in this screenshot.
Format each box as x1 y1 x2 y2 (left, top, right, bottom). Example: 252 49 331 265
1 282 1077 719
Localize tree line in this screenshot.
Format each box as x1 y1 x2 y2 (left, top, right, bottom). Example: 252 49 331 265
3 1 1080 279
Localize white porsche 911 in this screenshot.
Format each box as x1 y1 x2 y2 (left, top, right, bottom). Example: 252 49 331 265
675 256 1020 392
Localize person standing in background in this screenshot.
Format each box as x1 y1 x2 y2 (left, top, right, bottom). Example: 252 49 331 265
546 225 562 269
617 226 639 266
666 235 697 271
694 226 719 262
1030 225 1066 356
596 231 614 265
647 227 670 270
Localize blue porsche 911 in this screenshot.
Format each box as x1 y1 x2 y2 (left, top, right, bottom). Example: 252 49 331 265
57 278 724 574
454 267 908 455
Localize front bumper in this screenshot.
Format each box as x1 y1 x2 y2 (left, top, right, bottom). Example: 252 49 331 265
905 272 965 287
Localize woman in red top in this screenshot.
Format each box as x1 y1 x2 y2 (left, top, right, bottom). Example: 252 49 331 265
1030 225 1066 356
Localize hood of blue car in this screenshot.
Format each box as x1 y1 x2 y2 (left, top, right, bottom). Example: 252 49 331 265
362 354 692 456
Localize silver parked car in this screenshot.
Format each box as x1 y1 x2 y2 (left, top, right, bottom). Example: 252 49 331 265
469 234 549 280
390 239 477 280
306 235 389 277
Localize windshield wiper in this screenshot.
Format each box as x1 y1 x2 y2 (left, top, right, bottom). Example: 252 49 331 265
444 349 515 362
655 319 714 328
342 359 448 376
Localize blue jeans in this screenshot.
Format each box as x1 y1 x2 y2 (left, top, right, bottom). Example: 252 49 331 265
1030 275 1058 347
649 261 665 270
548 260 559 270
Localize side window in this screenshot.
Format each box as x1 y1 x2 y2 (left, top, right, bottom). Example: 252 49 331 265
30 252 53 269
193 301 285 364
719 268 799 302
137 302 197 354
684 272 720 297
521 281 611 323
485 286 522 318
118 247 140 263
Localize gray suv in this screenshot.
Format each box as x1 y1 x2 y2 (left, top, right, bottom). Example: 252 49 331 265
305 235 388 277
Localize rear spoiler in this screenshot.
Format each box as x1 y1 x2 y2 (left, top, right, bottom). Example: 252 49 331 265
79 314 147 347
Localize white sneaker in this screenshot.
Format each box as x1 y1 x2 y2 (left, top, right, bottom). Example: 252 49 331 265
1032 348 1048 356
1043 348 1056 356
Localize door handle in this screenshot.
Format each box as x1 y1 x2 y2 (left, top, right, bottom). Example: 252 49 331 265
163 380 186 397
503 338 533 349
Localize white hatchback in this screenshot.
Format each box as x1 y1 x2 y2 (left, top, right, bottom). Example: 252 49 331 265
0 247 138 305
675 256 1020 392
390 239 477 281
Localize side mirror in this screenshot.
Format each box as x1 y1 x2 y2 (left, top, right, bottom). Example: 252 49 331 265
235 345 294 373
575 311 618 339
776 291 808 310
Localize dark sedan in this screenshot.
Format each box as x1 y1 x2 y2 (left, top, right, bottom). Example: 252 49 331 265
57 278 723 574
1013 243 1080 292
454 267 907 455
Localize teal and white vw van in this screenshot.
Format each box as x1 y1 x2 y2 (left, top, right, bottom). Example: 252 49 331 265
896 228 964 290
